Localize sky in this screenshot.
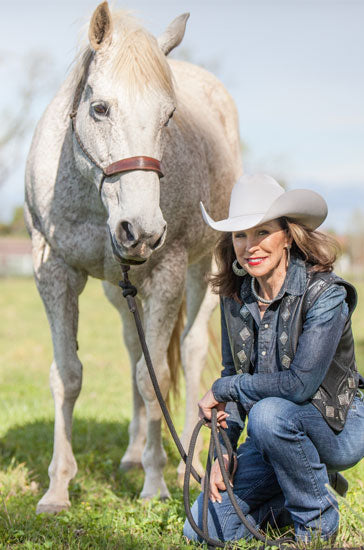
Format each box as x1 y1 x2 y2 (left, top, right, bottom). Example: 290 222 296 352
1 0 363 232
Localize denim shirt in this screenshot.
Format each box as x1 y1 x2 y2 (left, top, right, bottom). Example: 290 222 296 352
212 257 348 450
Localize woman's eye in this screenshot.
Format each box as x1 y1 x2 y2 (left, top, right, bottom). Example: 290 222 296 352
92 102 109 116
235 233 246 239
164 108 176 127
258 230 269 236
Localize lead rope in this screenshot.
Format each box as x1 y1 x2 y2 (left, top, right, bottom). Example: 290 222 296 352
119 265 294 549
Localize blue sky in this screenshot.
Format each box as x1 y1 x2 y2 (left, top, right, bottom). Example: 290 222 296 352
1 0 363 231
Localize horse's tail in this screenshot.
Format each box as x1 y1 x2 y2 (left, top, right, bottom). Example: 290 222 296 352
167 298 186 402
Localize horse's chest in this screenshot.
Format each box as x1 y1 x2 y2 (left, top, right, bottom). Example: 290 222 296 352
48 216 108 276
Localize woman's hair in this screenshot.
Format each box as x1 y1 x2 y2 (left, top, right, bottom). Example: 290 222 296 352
209 217 341 297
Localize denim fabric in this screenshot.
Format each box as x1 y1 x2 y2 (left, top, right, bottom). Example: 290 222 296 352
183 394 364 543
213 258 349 445
184 258 364 543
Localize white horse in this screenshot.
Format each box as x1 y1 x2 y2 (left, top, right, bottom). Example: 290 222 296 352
25 2 241 513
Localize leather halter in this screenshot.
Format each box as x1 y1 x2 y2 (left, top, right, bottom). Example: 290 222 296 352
69 55 164 194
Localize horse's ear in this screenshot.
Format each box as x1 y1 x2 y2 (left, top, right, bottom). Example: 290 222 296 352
89 2 113 51
157 13 190 56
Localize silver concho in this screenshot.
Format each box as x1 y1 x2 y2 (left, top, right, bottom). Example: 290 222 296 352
237 349 247 363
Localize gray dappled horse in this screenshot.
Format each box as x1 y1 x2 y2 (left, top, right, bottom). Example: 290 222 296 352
25 2 241 513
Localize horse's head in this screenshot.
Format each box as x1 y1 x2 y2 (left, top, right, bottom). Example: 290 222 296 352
71 2 189 264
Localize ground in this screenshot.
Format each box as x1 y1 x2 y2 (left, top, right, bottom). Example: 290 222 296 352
0 276 363 549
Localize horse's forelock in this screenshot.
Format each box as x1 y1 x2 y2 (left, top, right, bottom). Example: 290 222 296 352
71 10 175 101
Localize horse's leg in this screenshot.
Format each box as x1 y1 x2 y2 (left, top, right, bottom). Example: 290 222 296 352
177 255 219 483
102 280 146 469
137 252 187 499
32 233 87 514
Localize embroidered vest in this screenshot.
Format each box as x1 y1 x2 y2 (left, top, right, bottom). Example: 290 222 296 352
221 271 358 432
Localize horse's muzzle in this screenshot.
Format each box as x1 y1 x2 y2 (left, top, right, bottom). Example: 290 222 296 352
111 219 167 261
109 221 167 264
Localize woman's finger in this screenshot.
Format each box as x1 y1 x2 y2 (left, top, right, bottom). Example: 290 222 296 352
198 405 212 421
208 455 231 503
216 410 229 429
209 479 223 503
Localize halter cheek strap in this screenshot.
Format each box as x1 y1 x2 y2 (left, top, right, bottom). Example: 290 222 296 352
70 113 164 195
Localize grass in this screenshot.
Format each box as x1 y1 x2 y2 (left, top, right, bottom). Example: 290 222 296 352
0 276 363 549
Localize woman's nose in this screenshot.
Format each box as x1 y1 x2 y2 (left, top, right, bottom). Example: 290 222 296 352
246 237 258 251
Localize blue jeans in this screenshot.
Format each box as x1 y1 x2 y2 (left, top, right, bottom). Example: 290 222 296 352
183 395 364 543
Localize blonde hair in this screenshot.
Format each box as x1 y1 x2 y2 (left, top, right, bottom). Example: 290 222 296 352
209 218 341 298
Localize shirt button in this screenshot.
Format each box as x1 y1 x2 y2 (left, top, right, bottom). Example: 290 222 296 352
264 324 269 328
261 350 266 356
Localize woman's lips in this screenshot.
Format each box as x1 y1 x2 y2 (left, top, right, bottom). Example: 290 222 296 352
246 257 267 266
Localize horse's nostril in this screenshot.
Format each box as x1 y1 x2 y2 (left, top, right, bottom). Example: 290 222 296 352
121 221 136 242
152 235 162 250
151 225 167 250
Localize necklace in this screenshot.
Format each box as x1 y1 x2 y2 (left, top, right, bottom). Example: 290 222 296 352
250 277 274 305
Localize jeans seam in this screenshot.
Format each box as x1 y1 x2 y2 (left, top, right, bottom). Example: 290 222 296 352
287 417 332 532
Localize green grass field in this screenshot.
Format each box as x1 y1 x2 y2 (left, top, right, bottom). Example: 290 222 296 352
0 276 363 549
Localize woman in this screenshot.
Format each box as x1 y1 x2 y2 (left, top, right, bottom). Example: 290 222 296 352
183 174 364 543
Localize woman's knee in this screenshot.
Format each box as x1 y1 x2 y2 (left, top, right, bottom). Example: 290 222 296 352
248 397 297 442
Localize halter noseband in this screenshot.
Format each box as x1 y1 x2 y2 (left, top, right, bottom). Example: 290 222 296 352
69 55 164 194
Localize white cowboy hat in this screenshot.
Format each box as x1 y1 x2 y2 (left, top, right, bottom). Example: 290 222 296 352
200 174 327 232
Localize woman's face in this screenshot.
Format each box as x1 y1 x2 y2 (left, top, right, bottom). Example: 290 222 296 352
232 219 292 279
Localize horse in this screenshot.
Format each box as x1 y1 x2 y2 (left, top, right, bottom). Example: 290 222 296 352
24 1 242 513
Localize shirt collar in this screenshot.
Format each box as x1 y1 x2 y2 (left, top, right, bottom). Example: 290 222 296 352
240 255 307 303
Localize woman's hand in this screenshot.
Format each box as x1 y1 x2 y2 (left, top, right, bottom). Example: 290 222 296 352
198 389 228 429
209 454 237 503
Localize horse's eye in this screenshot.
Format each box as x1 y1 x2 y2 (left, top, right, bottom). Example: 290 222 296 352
92 102 109 117
164 108 176 127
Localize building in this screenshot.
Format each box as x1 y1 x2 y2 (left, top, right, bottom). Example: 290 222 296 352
0 238 33 276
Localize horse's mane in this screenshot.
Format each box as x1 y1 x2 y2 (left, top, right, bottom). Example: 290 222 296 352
70 10 175 100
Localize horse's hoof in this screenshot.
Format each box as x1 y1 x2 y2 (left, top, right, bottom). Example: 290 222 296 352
140 489 171 501
36 501 70 515
119 460 143 471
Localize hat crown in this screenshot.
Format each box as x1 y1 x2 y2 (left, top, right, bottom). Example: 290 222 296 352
228 174 284 219
200 172 327 232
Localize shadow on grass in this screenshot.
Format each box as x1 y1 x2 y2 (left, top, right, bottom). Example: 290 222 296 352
0 418 195 549
0 417 150 499
0 416 188 500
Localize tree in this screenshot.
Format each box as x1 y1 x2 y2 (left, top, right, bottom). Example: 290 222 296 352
0 51 56 188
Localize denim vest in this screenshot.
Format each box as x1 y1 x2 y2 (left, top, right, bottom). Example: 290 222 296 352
221 270 358 432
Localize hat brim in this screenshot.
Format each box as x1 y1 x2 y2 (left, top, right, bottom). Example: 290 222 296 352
200 203 266 231
200 188 327 232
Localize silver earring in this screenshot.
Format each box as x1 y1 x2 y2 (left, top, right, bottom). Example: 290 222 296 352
232 259 247 276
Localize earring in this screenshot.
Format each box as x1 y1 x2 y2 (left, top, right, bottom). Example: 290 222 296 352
232 259 247 276
285 245 291 267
